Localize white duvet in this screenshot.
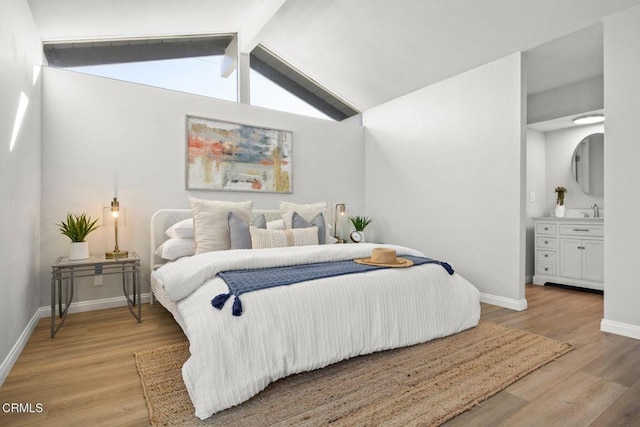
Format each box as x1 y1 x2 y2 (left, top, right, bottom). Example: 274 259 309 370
152 243 480 420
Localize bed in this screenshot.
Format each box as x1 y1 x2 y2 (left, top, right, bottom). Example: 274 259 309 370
150 205 481 420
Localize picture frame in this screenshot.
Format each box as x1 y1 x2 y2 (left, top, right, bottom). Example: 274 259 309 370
185 116 293 193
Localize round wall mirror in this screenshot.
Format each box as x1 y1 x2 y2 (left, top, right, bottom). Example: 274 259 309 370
571 133 604 197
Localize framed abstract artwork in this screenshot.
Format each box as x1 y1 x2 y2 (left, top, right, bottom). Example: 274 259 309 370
185 116 292 193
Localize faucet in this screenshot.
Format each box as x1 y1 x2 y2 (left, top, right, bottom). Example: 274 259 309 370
592 203 600 218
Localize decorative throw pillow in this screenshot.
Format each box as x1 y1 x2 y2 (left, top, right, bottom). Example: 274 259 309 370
229 212 266 249
292 211 326 244
154 238 195 260
279 201 329 228
266 219 285 230
190 198 253 254
165 218 194 239
250 226 319 249
279 201 333 243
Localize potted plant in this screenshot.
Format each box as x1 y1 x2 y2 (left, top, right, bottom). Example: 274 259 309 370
554 186 567 217
57 213 100 260
349 215 373 243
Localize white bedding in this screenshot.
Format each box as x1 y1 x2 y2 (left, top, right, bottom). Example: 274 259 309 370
152 243 480 420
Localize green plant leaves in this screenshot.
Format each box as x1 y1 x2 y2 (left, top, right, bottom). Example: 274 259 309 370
56 213 100 242
349 215 372 231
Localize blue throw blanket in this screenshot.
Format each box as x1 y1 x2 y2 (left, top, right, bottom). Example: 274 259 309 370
212 256 453 316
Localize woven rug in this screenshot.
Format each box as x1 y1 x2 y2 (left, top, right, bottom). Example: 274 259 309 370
135 322 572 426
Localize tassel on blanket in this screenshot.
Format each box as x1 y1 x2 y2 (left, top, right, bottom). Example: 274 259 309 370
440 262 454 275
211 293 232 310
232 296 243 317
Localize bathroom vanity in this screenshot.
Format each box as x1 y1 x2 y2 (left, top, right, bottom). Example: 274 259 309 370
533 217 604 291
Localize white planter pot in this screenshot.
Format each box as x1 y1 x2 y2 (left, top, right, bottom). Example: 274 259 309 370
69 242 89 260
555 204 566 218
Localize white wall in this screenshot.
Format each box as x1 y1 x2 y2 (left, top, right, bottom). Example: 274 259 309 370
527 76 604 124
544 123 605 213
525 129 546 282
602 5 640 338
41 68 364 305
363 53 526 307
0 0 42 380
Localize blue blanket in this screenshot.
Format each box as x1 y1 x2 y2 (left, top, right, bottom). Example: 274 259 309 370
212 256 453 316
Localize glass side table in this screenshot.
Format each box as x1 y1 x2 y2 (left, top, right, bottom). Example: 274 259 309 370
51 252 141 338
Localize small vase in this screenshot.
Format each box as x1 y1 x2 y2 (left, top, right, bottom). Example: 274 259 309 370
359 231 366 243
69 242 89 260
555 204 566 218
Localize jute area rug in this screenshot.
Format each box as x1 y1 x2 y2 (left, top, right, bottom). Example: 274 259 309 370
135 322 572 427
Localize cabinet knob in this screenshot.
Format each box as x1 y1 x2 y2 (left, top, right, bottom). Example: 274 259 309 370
544 268 549 271
573 228 589 232
544 254 548 257
544 241 548 244
544 227 549 230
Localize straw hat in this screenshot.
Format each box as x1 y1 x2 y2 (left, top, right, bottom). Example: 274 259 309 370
354 248 413 268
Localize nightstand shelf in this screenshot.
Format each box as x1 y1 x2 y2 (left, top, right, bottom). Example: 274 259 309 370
50 252 141 338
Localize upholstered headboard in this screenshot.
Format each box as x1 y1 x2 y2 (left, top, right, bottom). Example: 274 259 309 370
150 208 283 271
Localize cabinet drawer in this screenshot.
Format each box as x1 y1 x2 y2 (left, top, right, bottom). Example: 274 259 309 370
537 237 557 250
537 250 557 264
537 263 556 276
536 223 557 235
559 224 604 237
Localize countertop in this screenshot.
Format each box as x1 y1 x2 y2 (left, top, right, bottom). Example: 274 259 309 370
533 217 604 222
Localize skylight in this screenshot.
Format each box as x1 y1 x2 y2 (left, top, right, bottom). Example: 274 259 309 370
42 36 360 121
250 45 359 121
65 56 237 102
250 69 331 120
44 35 238 102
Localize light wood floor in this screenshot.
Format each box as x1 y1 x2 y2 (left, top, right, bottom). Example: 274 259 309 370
0 304 185 427
0 285 638 426
445 285 640 427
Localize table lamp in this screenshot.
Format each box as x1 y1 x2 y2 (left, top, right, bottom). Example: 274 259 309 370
334 203 346 243
104 197 128 259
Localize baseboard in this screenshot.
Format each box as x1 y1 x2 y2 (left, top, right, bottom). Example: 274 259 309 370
1 293 152 387
600 318 640 340
40 293 152 318
0 308 42 387
480 293 528 311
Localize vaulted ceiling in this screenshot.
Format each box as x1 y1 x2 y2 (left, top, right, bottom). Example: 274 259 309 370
27 0 640 112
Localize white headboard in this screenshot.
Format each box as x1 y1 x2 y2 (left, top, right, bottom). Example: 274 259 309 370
150 208 283 271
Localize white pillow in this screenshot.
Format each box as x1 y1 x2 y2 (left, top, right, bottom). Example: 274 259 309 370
250 226 319 249
165 218 194 239
266 219 285 230
155 238 195 260
190 198 253 254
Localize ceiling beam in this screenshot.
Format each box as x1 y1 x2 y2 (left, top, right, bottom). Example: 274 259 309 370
43 35 233 67
221 34 238 78
239 0 289 54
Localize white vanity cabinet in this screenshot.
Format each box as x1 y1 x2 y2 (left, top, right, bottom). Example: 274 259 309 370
533 218 604 291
